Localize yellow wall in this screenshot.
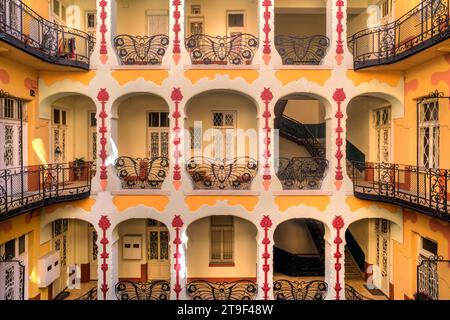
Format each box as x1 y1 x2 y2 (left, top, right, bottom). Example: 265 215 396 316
274 220 318 254
116 0 169 35
186 217 257 279
275 14 326 37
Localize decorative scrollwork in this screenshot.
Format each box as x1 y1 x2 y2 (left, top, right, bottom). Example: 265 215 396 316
185 33 259 65
186 157 258 190
273 280 328 300
186 280 257 300
113 34 170 65
276 157 329 190
345 284 373 300
114 156 169 189
274 35 330 65
115 280 171 300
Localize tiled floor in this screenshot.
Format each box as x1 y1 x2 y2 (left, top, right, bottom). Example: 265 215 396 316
273 273 388 300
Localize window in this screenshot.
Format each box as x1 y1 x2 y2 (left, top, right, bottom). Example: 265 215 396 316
0 98 25 120
52 0 66 22
53 0 60 16
210 216 234 264
85 11 97 38
148 112 170 158
190 122 202 151
53 108 67 126
418 237 439 299
227 11 245 36
379 0 392 18
421 237 438 256
89 112 97 127
419 101 439 168
4 239 15 259
373 107 391 163
212 111 236 159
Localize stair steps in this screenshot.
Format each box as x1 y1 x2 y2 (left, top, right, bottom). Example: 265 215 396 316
345 247 364 279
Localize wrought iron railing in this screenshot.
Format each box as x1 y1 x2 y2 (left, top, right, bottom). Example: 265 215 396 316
0 254 25 300
349 0 450 69
113 34 169 65
275 115 326 159
351 161 450 222
273 279 328 300
276 157 329 190
186 280 257 300
75 286 97 300
0 0 94 69
274 246 324 277
185 33 259 65
345 284 374 300
416 255 449 300
274 35 330 65
115 280 171 300
0 162 94 221
186 156 258 190
114 156 169 189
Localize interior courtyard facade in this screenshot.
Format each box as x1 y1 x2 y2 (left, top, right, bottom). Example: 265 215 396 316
0 0 449 301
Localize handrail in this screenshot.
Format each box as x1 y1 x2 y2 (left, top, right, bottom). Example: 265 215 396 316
0 0 94 69
0 162 94 220
351 161 450 222
349 0 450 69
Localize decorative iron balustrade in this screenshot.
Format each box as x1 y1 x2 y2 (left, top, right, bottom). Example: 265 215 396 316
416 255 449 300
114 156 169 189
351 161 450 222
185 33 259 65
345 284 374 300
0 162 94 221
273 279 328 300
0 0 94 69
115 280 171 300
349 0 450 69
276 157 329 190
186 157 258 190
186 280 257 300
0 254 25 300
275 35 330 65
113 34 169 65
75 286 97 300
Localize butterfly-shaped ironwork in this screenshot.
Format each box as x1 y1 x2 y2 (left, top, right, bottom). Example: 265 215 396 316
275 35 330 65
273 279 328 300
114 34 169 65
186 280 257 300
114 156 169 189
115 280 170 300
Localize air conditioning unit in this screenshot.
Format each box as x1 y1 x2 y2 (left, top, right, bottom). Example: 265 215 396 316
38 250 61 288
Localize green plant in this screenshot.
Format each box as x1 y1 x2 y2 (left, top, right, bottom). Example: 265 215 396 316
73 157 85 167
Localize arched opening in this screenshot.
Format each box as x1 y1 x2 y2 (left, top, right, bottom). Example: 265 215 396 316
344 218 395 300
112 0 170 65
40 218 98 300
113 93 170 190
274 94 329 190
185 215 258 300
274 0 330 65
273 218 328 300
346 94 394 188
112 218 171 300
185 90 259 190
184 0 259 65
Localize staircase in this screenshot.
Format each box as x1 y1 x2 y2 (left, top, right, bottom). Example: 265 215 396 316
305 219 325 256
275 115 326 158
273 246 325 277
345 247 364 279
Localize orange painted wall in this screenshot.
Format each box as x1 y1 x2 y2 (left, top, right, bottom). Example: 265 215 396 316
392 209 450 300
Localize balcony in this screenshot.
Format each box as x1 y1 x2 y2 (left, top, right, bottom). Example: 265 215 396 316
274 35 330 65
186 157 258 191
350 162 450 222
186 280 257 300
113 156 169 189
349 0 450 70
0 0 94 70
0 162 94 221
113 34 169 65
185 33 259 65
276 157 329 190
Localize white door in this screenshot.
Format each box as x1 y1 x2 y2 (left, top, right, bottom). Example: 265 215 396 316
373 107 391 163
51 108 68 164
52 219 70 296
212 111 236 160
147 111 170 158
374 218 390 296
147 14 169 36
147 220 170 280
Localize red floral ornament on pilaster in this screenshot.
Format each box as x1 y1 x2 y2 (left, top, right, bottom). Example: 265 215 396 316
335 0 345 64
99 0 108 64
333 88 346 190
97 88 109 191
172 215 184 299
98 215 111 300
261 88 273 191
171 88 183 190
262 0 272 65
260 215 272 300
172 0 181 64
332 215 344 300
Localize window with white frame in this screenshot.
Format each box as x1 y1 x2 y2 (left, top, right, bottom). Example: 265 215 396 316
418 237 439 300
210 216 234 264
379 0 392 18
85 11 97 38
227 11 245 36
52 0 66 23
419 100 439 169
147 10 169 36
148 111 170 158
212 111 236 160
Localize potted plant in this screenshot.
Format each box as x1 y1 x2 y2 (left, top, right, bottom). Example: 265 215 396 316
72 157 85 180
